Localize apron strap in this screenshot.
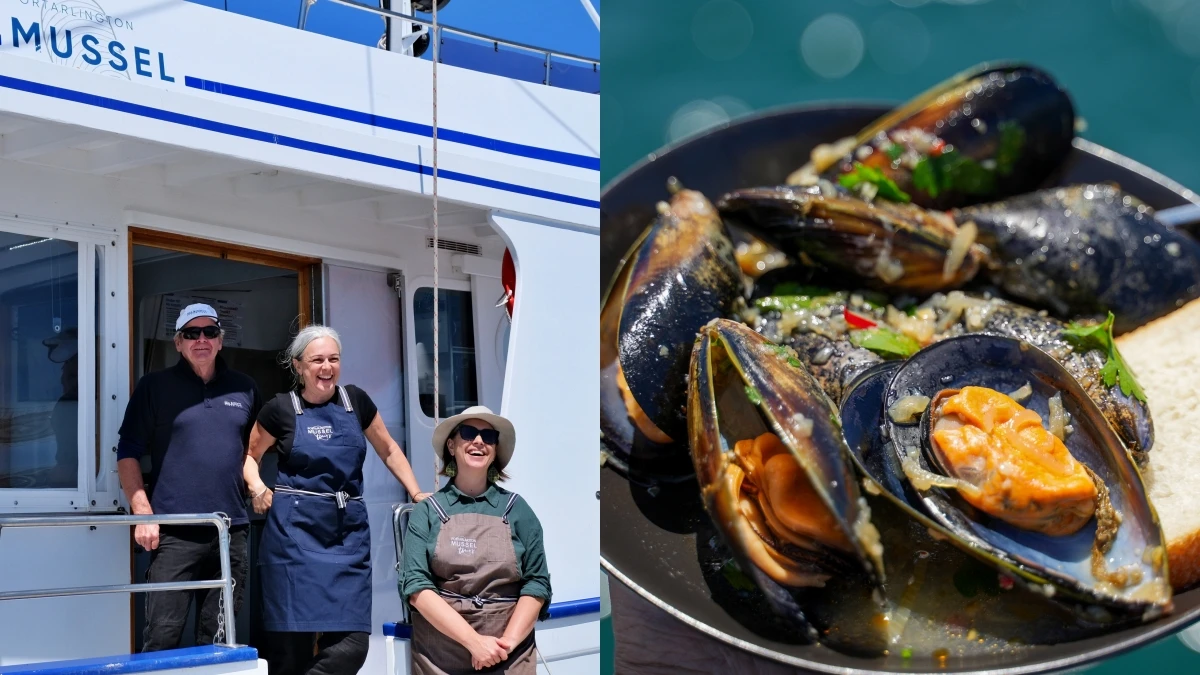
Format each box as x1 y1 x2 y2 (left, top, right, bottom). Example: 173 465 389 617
436 588 519 609
337 385 354 412
427 495 451 524
289 390 304 416
502 493 520 525
275 486 363 509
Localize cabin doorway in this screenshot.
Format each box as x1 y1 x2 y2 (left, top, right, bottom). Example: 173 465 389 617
127 227 319 654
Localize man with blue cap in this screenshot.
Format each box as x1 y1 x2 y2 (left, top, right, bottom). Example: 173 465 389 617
116 302 262 651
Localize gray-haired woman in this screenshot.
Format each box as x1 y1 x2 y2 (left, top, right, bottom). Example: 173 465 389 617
243 325 430 675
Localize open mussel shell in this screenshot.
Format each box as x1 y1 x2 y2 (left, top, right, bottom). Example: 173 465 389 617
689 318 887 652
600 185 742 477
878 334 1171 623
796 63 1075 210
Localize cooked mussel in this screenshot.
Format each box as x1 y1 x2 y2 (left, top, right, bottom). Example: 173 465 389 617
927 292 1154 466
955 184 1200 334
689 318 886 645
790 63 1075 210
600 182 743 475
921 385 1099 537
876 335 1171 622
718 186 987 294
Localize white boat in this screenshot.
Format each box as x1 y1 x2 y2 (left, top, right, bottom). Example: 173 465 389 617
0 0 599 672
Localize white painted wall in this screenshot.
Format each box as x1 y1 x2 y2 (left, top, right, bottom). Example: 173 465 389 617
487 212 600 662
469 269 510 413
325 263 414 675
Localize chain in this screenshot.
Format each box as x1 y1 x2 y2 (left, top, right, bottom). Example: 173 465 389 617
213 576 235 645
212 512 233 646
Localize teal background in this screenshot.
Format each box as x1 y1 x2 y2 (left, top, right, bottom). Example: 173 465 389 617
602 0 1200 671
602 0 1200 190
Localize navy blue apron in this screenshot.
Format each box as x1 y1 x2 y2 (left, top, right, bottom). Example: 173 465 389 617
259 386 372 633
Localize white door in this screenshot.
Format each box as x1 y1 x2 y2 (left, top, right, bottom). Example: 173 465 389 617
324 263 410 675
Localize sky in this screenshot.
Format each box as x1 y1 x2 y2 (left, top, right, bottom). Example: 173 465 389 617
187 0 600 60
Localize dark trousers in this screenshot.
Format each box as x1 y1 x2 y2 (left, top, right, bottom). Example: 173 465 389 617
267 631 370 675
143 524 249 651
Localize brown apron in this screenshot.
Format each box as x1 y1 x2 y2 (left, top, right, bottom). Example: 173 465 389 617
411 492 538 675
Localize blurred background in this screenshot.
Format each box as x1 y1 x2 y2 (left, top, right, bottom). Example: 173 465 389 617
601 0 1200 672
602 0 1200 188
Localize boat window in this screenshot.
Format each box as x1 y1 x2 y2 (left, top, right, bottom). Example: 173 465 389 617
413 287 478 418
0 234 81 490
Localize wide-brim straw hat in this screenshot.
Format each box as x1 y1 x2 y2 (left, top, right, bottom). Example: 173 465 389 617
431 406 516 470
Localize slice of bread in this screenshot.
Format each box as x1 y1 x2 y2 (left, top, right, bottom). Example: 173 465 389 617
1116 298 1200 591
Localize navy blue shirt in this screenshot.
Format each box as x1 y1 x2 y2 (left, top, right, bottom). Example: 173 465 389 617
117 356 261 525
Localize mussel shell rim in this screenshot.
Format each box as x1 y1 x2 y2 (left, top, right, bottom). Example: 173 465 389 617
852 61 1069 155
702 319 883 586
837 360 1078 599
880 334 1169 613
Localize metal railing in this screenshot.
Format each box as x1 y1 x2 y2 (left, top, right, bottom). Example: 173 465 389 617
392 502 415 624
316 0 599 87
0 513 238 647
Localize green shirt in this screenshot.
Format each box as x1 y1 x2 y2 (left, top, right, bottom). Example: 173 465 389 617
400 482 552 617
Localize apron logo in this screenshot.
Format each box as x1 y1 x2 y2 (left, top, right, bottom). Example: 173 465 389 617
306 424 333 441
450 536 477 556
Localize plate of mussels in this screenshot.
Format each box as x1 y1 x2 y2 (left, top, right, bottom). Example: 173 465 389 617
599 62 1200 673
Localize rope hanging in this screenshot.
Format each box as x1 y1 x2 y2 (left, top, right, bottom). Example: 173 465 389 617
431 0 442 478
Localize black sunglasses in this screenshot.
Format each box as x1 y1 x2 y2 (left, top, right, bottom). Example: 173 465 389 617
179 325 221 340
457 424 499 445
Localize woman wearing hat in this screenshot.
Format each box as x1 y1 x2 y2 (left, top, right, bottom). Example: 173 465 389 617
242 325 430 675
400 406 551 674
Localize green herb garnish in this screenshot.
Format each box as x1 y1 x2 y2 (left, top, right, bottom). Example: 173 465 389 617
886 143 904 161
721 560 758 592
913 150 995 198
754 295 819 312
995 120 1026 176
771 282 831 297
848 327 921 359
770 345 804 369
912 156 939 197
838 162 911 203
911 122 1025 199
1063 312 1147 403
754 292 842 313
745 385 763 406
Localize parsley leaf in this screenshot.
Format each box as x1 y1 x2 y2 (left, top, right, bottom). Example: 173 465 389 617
886 143 904 161
910 123 1025 199
838 162 912 203
912 157 939 197
1063 312 1147 404
995 121 1026 177
938 150 995 196
848 327 921 359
